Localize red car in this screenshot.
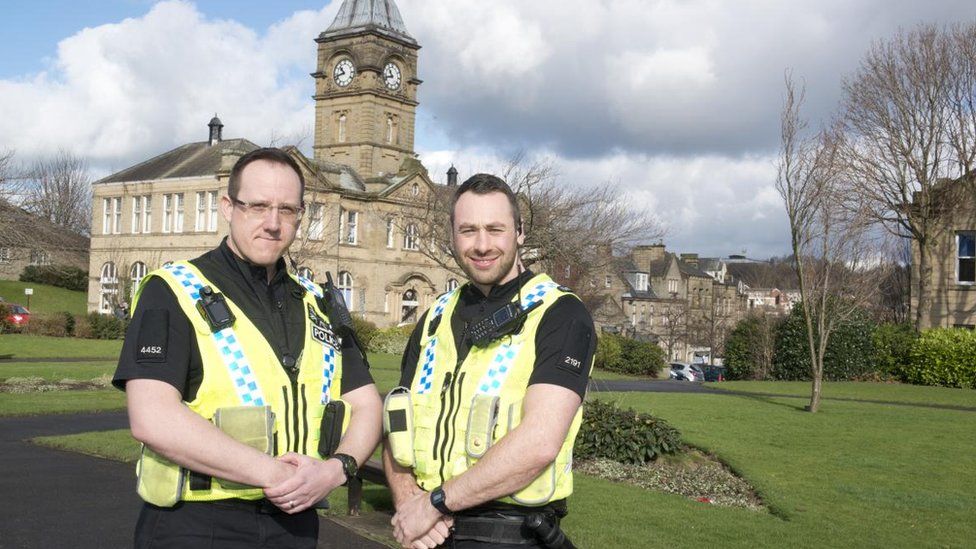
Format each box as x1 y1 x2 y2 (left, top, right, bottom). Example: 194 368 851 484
4 303 30 331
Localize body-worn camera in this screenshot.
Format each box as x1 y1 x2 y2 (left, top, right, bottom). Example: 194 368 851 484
195 286 235 332
467 300 542 347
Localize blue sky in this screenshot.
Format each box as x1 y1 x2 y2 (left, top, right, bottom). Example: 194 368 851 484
2 1 974 258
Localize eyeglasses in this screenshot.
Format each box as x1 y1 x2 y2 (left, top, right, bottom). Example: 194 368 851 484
231 198 305 221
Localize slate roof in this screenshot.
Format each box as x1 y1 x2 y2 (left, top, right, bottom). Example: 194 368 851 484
322 0 417 45
95 139 259 184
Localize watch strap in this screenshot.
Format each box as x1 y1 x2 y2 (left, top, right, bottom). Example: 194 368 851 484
430 487 452 515
332 453 358 481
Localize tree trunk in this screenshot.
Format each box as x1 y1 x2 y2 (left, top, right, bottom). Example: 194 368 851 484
915 238 933 331
809 362 823 412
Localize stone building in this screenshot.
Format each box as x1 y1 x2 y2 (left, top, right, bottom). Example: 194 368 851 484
577 244 749 363
87 0 461 325
911 174 976 329
0 200 89 281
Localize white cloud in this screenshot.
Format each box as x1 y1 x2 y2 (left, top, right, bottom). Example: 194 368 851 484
0 0 337 172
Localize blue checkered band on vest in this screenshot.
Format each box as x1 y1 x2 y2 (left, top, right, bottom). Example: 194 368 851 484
295 275 337 403
416 336 438 395
295 275 323 299
431 290 455 321
163 263 266 407
474 280 559 396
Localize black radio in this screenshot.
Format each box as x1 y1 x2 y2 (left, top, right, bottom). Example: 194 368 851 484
467 300 541 347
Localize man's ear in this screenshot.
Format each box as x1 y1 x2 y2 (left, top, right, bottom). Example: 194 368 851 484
220 195 234 223
516 221 525 246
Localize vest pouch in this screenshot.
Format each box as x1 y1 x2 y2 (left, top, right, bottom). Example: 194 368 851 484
317 399 350 458
383 387 415 467
465 394 499 460
212 405 275 490
136 444 185 507
503 398 558 506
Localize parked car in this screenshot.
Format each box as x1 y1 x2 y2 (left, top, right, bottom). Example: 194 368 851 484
4 303 31 331
669 363 704 382
702 364 726 382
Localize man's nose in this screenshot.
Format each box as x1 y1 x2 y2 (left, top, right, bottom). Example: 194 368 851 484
262 208 282 231
473 229 491 251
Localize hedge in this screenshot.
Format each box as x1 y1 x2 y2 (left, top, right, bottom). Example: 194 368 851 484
724 313 782 380
19 265 89 291
576 399 681 464
594 333 665 376
772 304 876 381
370 324 416 354
902 328 976 388
872 322 916 377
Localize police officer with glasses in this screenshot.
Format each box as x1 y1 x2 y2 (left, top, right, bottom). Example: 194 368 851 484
113 147 381 549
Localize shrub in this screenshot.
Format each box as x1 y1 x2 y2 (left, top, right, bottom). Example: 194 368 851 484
63 312 76 337
902 328 976 388
576 399 681 464
351 316 379 352
594 332 623 371
872 322 916 377
370 324 415 354
595 333 665 376
0 302 12 334
724 313 781 380
618 336 666 376
26 314 68 337
19 265 89 291
772 304 877 381
86 312 127 340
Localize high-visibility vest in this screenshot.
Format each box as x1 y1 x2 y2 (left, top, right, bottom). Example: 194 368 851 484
405 273 588 506
131 261 345 505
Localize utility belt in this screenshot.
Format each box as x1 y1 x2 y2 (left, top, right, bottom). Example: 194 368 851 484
451 506 574 548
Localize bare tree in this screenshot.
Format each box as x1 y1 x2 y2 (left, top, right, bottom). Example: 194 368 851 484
778 72 881 412
841 24 974 330
660 302 687 362
402 154 665 301
23 150 92 235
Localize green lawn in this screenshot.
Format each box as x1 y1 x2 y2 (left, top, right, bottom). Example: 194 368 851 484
0 334 122 359
0 361 115 382
0 389 125 417
30 382 976 547
714 380 976 408
0 280 88 316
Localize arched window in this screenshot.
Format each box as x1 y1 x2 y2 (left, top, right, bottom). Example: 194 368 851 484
338 271 353 310
446 279 458 292
411 183 419 196
297 267 314 281
401 289 418 323
386 116 394 144
338 114 347 143
404 223 419 250
99 262 119 314
130 262 147 299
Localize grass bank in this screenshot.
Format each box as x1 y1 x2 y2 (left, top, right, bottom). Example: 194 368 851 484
0 280 87 316
713 380 976 408
0 334 122 359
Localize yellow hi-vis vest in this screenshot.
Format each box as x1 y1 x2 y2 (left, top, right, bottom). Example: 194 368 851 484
131 261 345 505
403 273 588 506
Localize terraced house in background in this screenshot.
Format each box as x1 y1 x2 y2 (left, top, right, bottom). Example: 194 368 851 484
87 0 462 326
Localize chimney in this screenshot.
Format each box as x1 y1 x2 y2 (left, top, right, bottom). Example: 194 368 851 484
631 243 666 271
208 114 224 146
680 253 700 268
447 165 458 186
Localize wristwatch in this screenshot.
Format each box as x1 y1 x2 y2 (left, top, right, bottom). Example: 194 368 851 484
331 453 358 482
430 486 452 515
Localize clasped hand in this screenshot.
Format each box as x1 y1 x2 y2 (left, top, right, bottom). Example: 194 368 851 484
263 453 346 514
391 490 454 549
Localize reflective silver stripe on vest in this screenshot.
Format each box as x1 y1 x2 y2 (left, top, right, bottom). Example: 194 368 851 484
163 263 266 407
474 281 560 396
294 275 335 404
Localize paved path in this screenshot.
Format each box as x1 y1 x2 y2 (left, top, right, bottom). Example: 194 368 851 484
0 411 387 549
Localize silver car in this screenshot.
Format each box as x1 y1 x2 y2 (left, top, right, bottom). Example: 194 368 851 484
669 363 704 382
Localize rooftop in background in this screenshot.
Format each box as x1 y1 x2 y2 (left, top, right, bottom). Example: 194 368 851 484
94 139 258 184
321 0 416 45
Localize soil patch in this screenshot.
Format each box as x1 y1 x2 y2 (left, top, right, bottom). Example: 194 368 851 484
576 449 766 511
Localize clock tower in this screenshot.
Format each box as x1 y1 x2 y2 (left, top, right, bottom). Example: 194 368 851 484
312 0 421 179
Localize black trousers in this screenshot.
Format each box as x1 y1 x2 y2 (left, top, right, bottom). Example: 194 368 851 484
134 500 318 549
439 539 541 549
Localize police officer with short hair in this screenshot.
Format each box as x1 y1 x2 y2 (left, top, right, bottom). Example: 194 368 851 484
384 174 595 548
113 148 382 549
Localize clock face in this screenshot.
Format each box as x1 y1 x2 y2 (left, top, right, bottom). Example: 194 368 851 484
383 62 401 90
333 59 355 87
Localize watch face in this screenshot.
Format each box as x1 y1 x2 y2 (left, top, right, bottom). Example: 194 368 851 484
383 62 401 90
333 59 355 87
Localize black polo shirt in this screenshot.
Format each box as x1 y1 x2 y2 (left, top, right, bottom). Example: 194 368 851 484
398 270 595 399
113 238 372 400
